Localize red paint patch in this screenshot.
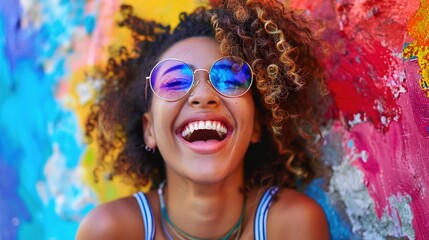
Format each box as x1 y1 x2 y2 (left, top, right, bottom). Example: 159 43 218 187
309 0 414 132
326 40 402 131
334 0 419 51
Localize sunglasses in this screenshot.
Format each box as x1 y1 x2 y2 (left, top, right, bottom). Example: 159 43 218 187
146 57 253 101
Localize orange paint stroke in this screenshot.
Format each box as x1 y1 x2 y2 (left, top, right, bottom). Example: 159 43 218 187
404 0 429 98
408 0 429 47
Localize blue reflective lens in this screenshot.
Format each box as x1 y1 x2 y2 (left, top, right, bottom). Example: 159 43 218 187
210 58 252 97
150 60 193 100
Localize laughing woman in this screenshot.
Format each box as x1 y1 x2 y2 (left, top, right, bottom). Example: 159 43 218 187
76 0 330 239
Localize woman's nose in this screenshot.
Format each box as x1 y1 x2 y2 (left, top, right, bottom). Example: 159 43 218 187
187 69 220 107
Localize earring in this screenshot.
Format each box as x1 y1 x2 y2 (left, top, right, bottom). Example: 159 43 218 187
144 145 155 153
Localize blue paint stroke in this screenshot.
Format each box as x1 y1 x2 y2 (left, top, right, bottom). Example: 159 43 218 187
0 0 97 239
0 135 30 240
306 178 358 240
85 16 96 34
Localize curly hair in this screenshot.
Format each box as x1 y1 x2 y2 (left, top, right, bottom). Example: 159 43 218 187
85 0 328 191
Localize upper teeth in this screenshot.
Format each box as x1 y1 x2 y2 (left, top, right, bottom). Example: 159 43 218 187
181 120 227 138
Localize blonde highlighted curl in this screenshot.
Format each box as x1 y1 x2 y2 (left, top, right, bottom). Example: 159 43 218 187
85 0 328 191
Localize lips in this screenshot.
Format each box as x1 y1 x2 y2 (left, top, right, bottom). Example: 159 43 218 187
181 120 228 142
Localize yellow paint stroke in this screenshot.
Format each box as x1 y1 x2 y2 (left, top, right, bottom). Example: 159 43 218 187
404 0 429 98
64 0 208 202
125 0 203 24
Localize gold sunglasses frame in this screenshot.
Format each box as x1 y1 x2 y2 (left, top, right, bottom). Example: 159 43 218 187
145 57 254 102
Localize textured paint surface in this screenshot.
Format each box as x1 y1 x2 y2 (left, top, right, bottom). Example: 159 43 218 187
1 0 429 240
301 0 428 239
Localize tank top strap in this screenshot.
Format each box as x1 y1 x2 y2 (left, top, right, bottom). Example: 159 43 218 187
133 192 156 240
254 186 280 240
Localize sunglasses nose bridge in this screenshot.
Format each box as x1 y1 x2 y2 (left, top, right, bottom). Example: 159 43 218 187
193 68 210 87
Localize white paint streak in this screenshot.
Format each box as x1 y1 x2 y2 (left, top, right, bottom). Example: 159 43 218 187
347 113 368 127
20 0 43 28
42 143 98 221
380 116 388 125
76 82 92 105
388 194 415 239
76 77 103 105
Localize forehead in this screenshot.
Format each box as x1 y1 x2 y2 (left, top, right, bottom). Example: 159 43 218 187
159 37 222 67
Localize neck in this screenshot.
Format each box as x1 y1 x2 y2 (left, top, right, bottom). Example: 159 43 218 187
162 170 245 238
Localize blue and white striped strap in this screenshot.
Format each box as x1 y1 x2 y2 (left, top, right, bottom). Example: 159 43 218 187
254 186 280 240
134 192 155 240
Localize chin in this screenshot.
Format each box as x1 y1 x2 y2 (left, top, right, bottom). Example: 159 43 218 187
165 155 244 185
184 164 241 185
188 174 227 185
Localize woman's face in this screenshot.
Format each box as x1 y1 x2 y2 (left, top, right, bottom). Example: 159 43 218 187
143 37 260 184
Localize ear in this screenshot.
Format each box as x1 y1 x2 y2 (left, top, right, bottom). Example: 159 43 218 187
142 112 156 148
250 113 262 144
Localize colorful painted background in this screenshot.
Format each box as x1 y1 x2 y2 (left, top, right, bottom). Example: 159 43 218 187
0 0 428 239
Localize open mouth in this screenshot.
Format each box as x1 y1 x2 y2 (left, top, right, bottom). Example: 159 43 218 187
181 120 228 142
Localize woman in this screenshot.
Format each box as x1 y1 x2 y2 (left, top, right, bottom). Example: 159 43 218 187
77 0 330 239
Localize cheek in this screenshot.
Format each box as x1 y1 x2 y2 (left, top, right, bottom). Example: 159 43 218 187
151 101 179 130
237 99 256 126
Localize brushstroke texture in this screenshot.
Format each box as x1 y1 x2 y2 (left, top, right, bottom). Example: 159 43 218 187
1 0 97 239
290 0 427 239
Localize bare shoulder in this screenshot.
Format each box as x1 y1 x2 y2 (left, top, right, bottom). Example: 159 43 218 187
75 196 143 240
267 188 330 240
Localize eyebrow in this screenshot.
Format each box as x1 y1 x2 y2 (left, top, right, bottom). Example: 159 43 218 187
161 64 191 76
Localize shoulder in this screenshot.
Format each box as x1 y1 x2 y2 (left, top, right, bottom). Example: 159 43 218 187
75 195 144 240
267 188 330 240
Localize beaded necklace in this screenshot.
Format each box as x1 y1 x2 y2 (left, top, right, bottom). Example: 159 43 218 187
157 181 245 240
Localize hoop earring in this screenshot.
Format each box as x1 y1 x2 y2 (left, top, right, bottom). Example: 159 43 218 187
144 145 155 154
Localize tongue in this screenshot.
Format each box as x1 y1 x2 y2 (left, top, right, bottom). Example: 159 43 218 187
187 129 224 142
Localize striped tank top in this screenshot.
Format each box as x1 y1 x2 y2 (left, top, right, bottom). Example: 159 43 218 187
133 186 280 240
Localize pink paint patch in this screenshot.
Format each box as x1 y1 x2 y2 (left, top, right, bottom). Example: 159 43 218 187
66 1 121 70
68 33 93 70
55 81 70 99
350 93 429 238
289 0 325 12
404 58 429 137
87 0 121 67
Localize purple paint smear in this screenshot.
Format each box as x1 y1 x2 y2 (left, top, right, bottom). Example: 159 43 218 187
0 0 36 70
0 145 30 239
1 2 32 239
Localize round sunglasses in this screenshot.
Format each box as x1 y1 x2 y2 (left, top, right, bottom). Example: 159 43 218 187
146 57 253 101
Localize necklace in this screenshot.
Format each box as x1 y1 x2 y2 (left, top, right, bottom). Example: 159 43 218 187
162 217 242 240
157 181 246 240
